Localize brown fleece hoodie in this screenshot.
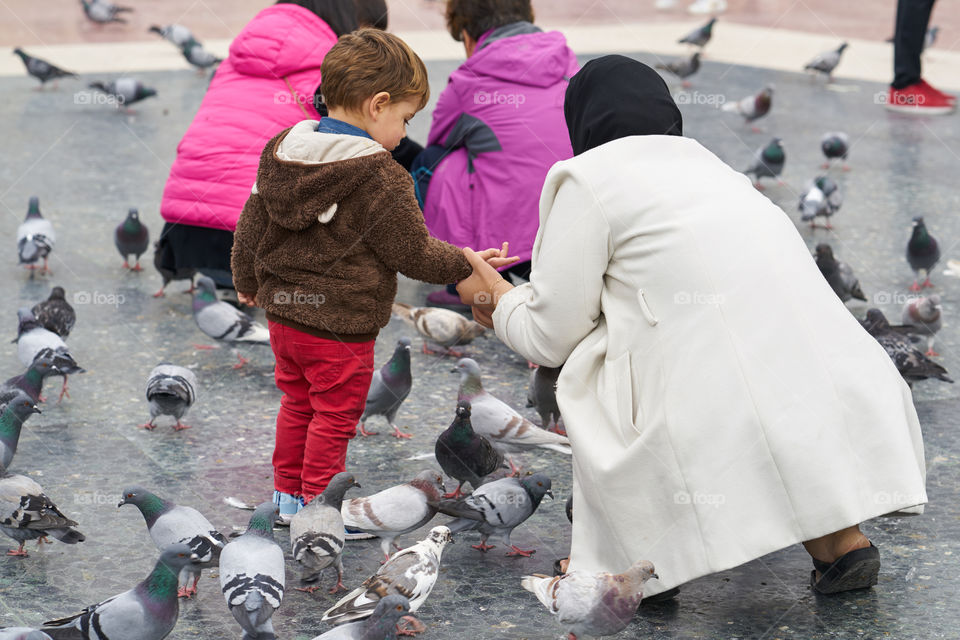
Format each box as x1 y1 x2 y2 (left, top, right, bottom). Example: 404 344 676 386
231 120 471 340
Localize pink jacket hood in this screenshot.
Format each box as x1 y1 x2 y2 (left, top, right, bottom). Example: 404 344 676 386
230 4 337 78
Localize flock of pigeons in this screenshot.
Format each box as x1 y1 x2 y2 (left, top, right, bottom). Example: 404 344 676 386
658 17 952 388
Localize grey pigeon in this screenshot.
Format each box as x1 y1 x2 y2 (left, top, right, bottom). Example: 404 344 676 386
522 560 658 639
31 287 75 338
359 338 412 438
722 85 774 130
341 470 446 560
860 309 952 385
0 629 52 640
0 390 41 470
15 309 84 402
193 275 269 368
220 502 285 640
12 49 76 89
528 366 563 434
17 197 55 275
88 78 157 110
455 358 571 471
42 544 200 640
142 363 198 431
182 41 222 70
901 294 942 356
815 244 865 303
0 463 84 556
799 176 842 228
804 42 848 81
678 18 716 48
115 208 149 271
820 131 850 169
118 486 226 598
392 303 485 356
434 403 503 499
291 472 360 593
152 241 197 298
322 526 453 634
743 137 785 188
310 595 410 640
907 216 939 291
1 348 61 403
433 473 553 557
655 52 700 86
79 0 132 24
148 24 196 47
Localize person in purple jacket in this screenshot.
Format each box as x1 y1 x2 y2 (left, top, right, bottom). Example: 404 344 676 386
413 0 579 307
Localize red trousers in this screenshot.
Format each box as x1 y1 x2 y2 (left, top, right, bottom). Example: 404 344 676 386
269 321 374 499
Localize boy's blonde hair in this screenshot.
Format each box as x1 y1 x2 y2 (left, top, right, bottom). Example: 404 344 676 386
320 28 429 113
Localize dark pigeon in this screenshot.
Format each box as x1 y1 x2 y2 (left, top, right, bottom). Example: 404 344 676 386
434 402 504 499
1 348 61 403
359 337 412 438
815 244 866 303
678 18 716 48
744 137 785 188
12 49 76 88
860 309 952 385
907 216 939 291
31 287 75 338
0 390 41 469
0 463 85 557
115 208 150 271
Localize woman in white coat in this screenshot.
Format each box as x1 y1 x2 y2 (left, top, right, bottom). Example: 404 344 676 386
457 56 927 598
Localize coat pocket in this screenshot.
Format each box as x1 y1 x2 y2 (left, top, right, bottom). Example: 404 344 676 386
610 351 643 438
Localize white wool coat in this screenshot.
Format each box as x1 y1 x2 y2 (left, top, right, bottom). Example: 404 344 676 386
493 135 927 595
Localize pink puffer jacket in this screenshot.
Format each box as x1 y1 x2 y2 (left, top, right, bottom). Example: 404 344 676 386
160 4 336 231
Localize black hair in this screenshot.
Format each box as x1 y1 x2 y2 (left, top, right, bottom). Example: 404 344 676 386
275 0 359 37
356 0 388 30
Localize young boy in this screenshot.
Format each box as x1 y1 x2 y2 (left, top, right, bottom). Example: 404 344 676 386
231 28 512 520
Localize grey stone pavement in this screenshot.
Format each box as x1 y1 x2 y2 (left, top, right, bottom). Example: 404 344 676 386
0 52 959 639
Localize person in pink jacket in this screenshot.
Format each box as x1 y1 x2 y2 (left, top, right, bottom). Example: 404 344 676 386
154 0 360 293
413 0 579 307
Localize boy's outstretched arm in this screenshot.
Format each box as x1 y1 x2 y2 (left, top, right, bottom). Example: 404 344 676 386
231 186 267 299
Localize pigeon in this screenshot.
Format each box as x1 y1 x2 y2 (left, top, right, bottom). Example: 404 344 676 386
341 470 447 560
722 85 773 130
14 309 84 402
79 0 133 24
521 560 659 640
359 338 413 438
310 596 410 640
1 349 60 403
743 137 785 189
655 52 700 87
860 309 952 385
820 132 850 170
193 275 270 367
432 473 552 557
391 303 485 356
0 463 84 556
291 472 360 593
455 358 572 470
31 287 75 338
181 40 222 71
804 42 848 81
148 24 196 47
17 197 55 275
118 486 226 598
907 216 939 291
115 208 150 271
152 241 197 297
42 544 200 640
0 630 52 640
219 502 285 640
528 365 563 434
434 403 504 499
678 18 716 48
799 176 842 228
322 526 454 634
815 244 866 303
142 363 198 431
901 294 942 356
88 78 157 110
12 49 76 89
0 391 41 470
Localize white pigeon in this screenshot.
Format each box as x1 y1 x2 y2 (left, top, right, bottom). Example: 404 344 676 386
455 358 571 471
522 560 658 640
17 197 55 275
340 470 446 560
192 275 269 368
901 294 942 357
392 303 485 355
143 363 198 431
14 309 84 402
0 464 85 557
321 526 454 634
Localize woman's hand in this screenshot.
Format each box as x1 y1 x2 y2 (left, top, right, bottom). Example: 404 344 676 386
238 291 258 307
474 242 520 270
457 248 514 327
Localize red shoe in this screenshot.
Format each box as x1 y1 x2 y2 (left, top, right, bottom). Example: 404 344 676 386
885 82 956 115
918 79 957 105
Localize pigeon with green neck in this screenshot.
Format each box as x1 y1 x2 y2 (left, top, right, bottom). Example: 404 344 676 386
744 137 785 189
41 544 200 639
0 461 84 556
678 17 715 48
12 48 76 90
192 275 269 368
2 349 60 403
907 217 939 291
115 208 150 271
820 132 850 170
434 402 503 499
358 338 413 438
0 390 41 470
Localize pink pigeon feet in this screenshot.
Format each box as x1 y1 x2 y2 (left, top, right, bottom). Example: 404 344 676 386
926 349 940 357
122 260 129 269
193 344 217 350
358 423 379 437
6 544 28 557
294 585 322 594
232 353 250 369
58 378 71 402
472 542 496 553
391 425 413 439
153 288 166 298
506 545 536 558
442 486 466 499
131 262 143 272
396 616 426 636
177 586 196 598
172 421 192 431
139 422 157 430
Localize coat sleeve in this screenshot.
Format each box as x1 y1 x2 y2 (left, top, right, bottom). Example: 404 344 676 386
493 169 611 367
426 76 464 148
231 187 267 294
361 164 472 284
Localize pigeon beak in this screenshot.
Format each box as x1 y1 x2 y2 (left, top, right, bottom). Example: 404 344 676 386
189 553 201 564
353 481 362 489
30 406 41 415
652 572 660 580
546 489 555 500
450 367 459 373
117 498 126 508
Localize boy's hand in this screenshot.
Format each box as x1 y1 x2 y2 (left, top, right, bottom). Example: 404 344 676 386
238 291 258 307
475 242 521 270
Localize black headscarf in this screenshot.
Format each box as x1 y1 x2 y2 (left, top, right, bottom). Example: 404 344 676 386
564 55 683 156
275 0 358 37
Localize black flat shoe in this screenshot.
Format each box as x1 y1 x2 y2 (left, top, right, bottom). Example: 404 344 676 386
810 543 881 594
553 558 568 576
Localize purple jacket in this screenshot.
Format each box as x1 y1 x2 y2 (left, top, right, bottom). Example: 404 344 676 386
160 4 335 231
424 24 578 264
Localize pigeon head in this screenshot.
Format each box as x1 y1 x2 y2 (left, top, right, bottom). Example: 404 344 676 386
158 543 202 572
837 42 848 53
520 473 554 505
455 401 472 419
317 471 361 507
398 336 412 349
370 594 411 626
409 469 446 499
193 275 218 305
49 286 66 301
118 486 171 524
814 243 835 262
148 25 164 35
3 391 41 418
127 207 140 221
426 525 454 548
565 495 573 524
453 358 482 379
15 308 40 338
247 501 279 537
862 308 891 333
26 196 40 218
623 559 659 586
